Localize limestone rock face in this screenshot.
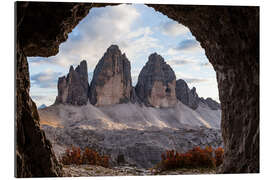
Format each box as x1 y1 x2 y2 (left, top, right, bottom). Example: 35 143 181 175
200 97 221 110
176 79 220 110
89 45 132 106
135 53 177 108
55 60 89 105
175 79 199 110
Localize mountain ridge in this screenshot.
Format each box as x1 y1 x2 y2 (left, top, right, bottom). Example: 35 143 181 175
54 44 220 110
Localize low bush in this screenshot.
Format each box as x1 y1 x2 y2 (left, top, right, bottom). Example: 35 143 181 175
214 147 224 167
60 146 110 168
158 146 224 171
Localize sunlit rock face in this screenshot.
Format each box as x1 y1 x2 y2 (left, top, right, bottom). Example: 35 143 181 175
55 60 89 106
89 45 132 106
135 53 177 108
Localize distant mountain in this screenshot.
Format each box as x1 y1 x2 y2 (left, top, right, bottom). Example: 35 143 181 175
135 53 177 108
38 104 47 109
54 45 220 111
55 60 89 105
176 79 220 110
89 45 132 106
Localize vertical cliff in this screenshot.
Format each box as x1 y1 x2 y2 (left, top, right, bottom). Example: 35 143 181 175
135 53 177 108
89 45 132 106
55 60 89 105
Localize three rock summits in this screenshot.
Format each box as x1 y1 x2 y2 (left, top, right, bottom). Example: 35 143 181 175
55 44 220 110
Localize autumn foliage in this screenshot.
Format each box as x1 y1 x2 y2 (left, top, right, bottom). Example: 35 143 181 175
214 147 224 167
60 146 110 168
158 146 224 171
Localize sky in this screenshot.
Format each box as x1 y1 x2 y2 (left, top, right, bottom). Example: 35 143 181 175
28 4 219 107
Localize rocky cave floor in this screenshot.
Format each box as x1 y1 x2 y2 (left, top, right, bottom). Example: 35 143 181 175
63 164 217 177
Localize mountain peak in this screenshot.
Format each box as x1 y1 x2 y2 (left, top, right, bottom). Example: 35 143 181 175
148 52 165 64
89 45 132 106
55 60 89 105
135 53 177 108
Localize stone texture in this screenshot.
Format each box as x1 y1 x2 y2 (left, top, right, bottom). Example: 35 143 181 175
16 1 259 175
15 1 104 177
55 60 89 105
42 124 222 169
175 79 220 110
17 2 112 57
149 5 259 173
62 164 215 177
175 79 200 110
200 97 221 110
135 53 177 108
16 40 63 177
89 45 132 106
130 87 142 104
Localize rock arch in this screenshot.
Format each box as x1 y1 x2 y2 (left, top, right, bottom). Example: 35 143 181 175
15 2 259 177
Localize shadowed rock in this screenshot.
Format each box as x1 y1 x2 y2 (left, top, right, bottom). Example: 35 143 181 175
200 97 221 110
89 45 132 106
176 79 199 110
176 79 220 110
55 60 89 105
135 53 177 108
150 5 259 173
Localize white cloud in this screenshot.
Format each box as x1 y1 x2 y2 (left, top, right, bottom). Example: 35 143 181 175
30 69 62 88
159 20 190 37
175 39 204 53
167 58 196 66
30 4 161 73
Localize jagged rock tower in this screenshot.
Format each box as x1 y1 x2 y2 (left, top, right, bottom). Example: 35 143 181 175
175 79 200 110
89 45 132 106
135 53 177 108
175 79 221 110
55 60 89 105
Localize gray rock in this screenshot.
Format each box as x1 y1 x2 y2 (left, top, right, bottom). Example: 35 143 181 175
89 45 132 106
42 125 223 169
175 79 200 110
130 87 142 104
176 79 220 110
199 97 221 110
135 53 177 108
55 60 89 105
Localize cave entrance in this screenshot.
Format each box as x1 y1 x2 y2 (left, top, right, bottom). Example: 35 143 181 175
28 3 223 171
16 2 259 177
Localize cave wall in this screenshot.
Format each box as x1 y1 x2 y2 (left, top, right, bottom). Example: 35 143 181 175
15 2 94 177
15 2 259 176
149 5 259 173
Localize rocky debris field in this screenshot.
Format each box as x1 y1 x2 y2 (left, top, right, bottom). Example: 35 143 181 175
63 164 216 177
42 123 223 168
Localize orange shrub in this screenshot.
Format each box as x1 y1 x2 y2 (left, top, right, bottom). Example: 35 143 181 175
60 146 82 165
214 147 224 167
158 146 224 171
60 146 110 168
